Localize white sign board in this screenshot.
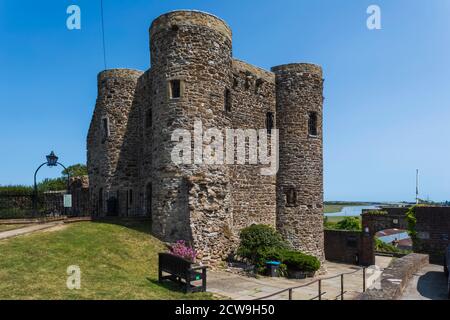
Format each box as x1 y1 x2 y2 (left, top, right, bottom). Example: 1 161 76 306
64 194 72 208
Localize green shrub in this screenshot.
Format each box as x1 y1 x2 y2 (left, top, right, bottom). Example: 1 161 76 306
237 224 287 268
281 250 321 273
237 224 321 274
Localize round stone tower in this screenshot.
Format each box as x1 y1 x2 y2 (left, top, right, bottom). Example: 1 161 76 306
271 63 325 262
149 10 234 263
87 68 143 216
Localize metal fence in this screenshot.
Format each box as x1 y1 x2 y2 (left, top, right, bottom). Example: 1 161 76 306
0 192 76 219
255 267 367 301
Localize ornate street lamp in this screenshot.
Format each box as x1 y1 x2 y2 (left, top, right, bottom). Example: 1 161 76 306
33 151 70 216
46 151 58 167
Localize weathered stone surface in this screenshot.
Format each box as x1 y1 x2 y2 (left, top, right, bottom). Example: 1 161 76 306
272 63 325 263
87 10 325 266
358 253 429 300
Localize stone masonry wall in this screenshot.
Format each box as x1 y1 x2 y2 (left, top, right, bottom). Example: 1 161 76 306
229 59 277 234
149 11 233 256
272 64 325 263
87 69 143 216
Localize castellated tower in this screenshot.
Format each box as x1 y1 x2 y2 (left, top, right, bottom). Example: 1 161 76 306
87 69 143 216
87 10 325 266
272 63 325 263
149 11 234 264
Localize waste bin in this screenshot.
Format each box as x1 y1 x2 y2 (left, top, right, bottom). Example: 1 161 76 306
266 261 281 277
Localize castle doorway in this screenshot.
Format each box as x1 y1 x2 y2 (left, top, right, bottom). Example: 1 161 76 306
98 188 103 216
146 183 152 223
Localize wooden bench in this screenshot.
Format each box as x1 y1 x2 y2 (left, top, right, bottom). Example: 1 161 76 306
158 253 207 293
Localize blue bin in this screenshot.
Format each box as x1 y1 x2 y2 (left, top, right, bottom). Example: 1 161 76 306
266 261 281 277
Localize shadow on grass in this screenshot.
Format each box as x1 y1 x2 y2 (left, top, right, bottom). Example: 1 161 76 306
91 217 153 236
146 277 187 294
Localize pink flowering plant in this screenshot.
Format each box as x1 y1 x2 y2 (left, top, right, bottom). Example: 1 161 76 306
170 240 197 262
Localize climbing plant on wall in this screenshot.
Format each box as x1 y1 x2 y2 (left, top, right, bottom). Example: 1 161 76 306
405 206 418 243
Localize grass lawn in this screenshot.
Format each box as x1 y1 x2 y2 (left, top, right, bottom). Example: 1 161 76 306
0 221 213 300
0 224 28 232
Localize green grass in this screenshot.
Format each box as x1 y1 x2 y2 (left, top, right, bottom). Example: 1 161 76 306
0 224 28 232
0 221 213 300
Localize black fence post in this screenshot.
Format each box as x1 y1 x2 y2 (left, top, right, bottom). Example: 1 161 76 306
318 279 322 301
363 268 366 292
288 288 293 300
341 274 344 300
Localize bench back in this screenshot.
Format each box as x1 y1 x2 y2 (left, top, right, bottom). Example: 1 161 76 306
159 253 191 278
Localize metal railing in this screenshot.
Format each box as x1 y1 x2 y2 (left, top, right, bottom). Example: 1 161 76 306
255 267 367 301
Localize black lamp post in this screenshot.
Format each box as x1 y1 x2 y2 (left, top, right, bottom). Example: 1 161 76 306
33 151 70 216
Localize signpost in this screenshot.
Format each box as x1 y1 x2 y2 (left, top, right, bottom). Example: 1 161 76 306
64 194 72 208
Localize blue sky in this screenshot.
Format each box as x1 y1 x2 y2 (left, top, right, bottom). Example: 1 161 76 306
1 0 449 202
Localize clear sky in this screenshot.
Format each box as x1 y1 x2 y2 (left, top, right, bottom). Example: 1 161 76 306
1 0 449 202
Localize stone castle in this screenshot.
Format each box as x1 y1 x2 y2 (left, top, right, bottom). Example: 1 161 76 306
87 10 324 265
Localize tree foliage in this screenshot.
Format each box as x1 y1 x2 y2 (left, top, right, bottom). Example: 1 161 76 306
61 164 88 178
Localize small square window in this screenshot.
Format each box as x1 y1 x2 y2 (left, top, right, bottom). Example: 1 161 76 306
170 80 181 99
308 111 318 136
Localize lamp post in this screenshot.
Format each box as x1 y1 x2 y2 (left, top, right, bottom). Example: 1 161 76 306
33 151 70 216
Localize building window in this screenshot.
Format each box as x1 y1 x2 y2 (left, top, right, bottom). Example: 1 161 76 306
224 88 231 112
102 117 110 140
266 112 274 134
286 188 297 207
145 110 152 128
308 111 318 136
169 80 181 99
128 189 133 206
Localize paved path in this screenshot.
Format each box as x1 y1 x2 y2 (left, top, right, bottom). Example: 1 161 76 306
208 257 392 300
0 222 63 241
401 264 448 300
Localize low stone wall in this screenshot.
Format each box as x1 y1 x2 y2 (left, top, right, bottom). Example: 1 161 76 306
324 229 374 266
358 253 429 300
414 207 450 264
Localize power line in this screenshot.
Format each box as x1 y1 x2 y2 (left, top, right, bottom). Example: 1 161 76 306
100 0 107 70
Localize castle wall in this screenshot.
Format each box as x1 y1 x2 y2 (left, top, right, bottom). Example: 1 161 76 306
87 69 143 216
87 10 326 267
273 63 325 262
229 60 277 233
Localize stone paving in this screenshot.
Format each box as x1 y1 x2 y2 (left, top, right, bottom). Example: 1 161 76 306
208 256 392 300
0 222 63 240
401 263 449 300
